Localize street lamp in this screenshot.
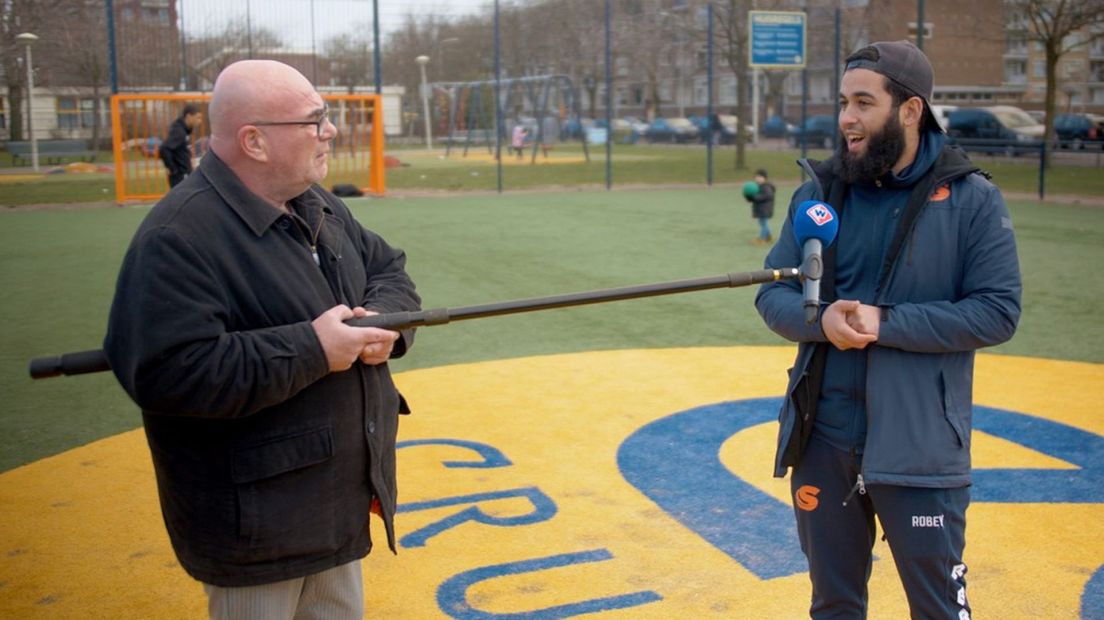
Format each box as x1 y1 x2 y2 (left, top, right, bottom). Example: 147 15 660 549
415 55 432 150
16 32 39 172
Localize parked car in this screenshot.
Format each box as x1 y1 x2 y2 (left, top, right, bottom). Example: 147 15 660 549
561 117 596 140
623 116 651 136
595 117 638 143
929 104 958 131
688 115 712 141
687 114 750 144
717 114 755 144
595 118 632 132
945 106 1044 156
761 115 795 138
1054 113 1104 150
645 117 700 143
787 115 837 149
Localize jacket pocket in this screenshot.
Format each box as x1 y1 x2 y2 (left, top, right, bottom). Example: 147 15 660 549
232 426 333 484
941 370 967 448
232 427 336 553
781 368 815 469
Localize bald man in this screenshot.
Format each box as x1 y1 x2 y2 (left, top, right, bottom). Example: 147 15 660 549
104 60 421 619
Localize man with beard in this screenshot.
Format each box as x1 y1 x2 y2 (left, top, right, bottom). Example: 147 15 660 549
755 41 1021 618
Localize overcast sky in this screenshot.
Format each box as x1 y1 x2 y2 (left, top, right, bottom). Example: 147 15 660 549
181 0 493 50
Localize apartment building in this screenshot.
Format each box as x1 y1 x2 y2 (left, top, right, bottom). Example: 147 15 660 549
649 0 1102 120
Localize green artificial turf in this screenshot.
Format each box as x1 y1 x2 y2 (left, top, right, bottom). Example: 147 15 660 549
1 187 1101 471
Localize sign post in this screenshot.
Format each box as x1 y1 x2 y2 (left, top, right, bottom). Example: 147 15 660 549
749 11 807 154
749 10 807 69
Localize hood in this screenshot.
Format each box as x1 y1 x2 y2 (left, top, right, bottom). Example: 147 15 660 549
885 128 946 188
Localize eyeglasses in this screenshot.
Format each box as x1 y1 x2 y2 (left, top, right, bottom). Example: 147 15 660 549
251 105 330 138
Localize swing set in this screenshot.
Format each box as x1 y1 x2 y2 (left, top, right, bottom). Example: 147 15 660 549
433 75 590 164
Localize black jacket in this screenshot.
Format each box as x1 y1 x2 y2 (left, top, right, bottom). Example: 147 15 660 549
160 117 193 177
749 181 775 219
104 152 420 586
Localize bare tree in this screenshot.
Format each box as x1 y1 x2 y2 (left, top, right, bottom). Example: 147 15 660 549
1 0 47 142
382 13 460 104
712 0 752 170
45 2 111 149
542 0 607 118
324 31 374 93
187 19 285 88
610 0 673 121
1008 0 1104 154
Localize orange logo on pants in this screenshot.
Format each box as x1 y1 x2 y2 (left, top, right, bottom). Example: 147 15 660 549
795 485 821 511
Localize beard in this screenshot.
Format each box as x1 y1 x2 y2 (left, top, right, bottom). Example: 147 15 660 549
833 109 906 185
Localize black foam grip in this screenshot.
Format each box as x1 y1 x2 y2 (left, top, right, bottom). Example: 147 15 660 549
29 349 110 379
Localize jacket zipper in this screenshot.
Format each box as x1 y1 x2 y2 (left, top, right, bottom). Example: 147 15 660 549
842 474 865 506
284 204 327 267
308 214 324 266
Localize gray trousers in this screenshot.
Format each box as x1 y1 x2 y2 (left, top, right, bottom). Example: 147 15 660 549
203 560 363 620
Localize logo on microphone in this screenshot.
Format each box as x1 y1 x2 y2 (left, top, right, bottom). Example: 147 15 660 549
806 203 835 226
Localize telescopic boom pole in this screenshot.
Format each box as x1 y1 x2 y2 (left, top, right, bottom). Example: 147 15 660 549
28 267 798 379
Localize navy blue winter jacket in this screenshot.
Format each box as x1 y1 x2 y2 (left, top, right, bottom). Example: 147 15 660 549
755 142 1022 488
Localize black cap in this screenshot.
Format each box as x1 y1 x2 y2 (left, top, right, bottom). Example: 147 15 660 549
845 40 940 132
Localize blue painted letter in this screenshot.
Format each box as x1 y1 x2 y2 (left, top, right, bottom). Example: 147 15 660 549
399 487 557 548
437 548 662 619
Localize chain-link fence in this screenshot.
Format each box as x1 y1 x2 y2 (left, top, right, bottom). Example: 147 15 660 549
3 0 1103 197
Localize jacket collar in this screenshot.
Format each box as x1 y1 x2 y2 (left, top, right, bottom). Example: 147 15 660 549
797 138 978 201
199 150 295 238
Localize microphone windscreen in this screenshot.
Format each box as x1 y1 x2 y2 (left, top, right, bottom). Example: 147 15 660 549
793 200 839 248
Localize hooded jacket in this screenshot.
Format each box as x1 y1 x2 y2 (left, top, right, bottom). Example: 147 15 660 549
755 140 1021 487
104 152 420 586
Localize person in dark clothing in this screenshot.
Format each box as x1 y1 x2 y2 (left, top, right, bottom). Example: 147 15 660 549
755 41 1021 619
746 168 776 244
707 112 722 145
160 103 202 188
104 60 420 619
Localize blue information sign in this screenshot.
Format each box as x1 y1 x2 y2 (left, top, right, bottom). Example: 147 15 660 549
749 11 806 69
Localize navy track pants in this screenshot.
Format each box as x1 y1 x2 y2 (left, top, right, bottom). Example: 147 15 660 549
790 436 971 619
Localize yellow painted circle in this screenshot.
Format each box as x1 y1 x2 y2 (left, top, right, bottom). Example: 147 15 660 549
0 347 1101 618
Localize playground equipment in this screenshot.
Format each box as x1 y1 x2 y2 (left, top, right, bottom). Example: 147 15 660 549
434 75 590 164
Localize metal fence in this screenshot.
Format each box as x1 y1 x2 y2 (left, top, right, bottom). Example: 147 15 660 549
4 1 1102 198
108 92 385 202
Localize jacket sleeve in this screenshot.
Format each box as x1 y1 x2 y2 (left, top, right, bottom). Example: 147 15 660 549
755 183 831 344
876 180 1022 352
357 226 421 358
320 192 422 358
103 225 330 419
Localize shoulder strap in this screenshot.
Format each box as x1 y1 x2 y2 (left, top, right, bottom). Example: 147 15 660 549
787 171 847 469
875 161 944 288
819 175 849 305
